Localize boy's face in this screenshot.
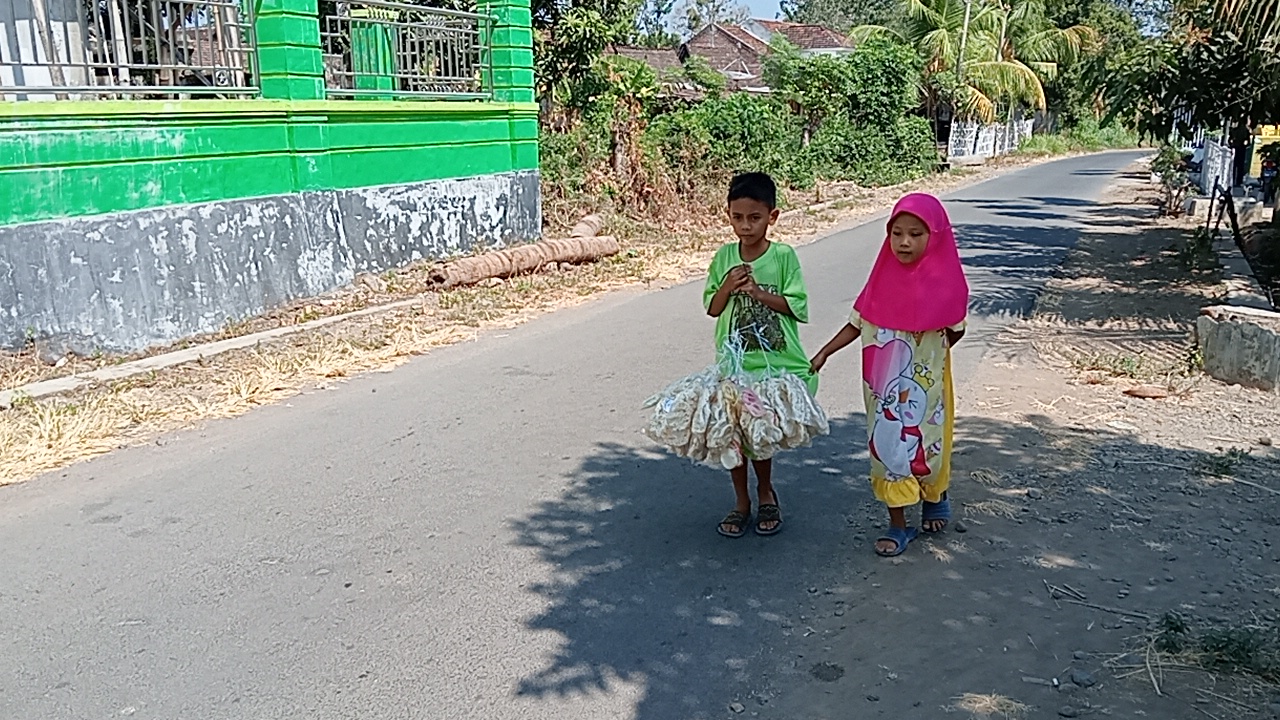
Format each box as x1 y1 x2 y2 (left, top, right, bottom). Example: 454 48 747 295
727 197 778 245
890 212 930 265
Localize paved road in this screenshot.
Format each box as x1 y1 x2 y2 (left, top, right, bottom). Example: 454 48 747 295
0 151 1145 720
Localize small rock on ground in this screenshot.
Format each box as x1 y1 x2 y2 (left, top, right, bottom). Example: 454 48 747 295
1069 668 1097 688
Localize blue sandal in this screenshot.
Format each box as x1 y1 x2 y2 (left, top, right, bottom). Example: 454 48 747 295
922 494 951 534
875 526 919 557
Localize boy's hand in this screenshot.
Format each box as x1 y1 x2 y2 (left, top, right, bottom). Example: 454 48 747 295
725 265 752 292
809 351 827 374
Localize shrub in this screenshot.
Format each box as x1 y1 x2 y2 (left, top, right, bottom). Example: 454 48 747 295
542 37 945 226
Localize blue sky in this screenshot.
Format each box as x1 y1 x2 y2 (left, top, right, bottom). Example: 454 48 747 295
744 0 783 19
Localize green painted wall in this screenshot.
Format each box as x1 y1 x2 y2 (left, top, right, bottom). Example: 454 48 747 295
0 0 538 227
0 101 539 225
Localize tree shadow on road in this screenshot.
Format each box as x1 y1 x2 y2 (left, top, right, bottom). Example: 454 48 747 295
509 404 1280 719
959 222 1079 319
509 414 872 716
507 165 1279 719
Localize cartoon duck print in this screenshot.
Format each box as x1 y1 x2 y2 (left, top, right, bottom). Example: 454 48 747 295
863 337 935 480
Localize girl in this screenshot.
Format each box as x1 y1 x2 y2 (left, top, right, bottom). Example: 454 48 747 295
809 193 969 557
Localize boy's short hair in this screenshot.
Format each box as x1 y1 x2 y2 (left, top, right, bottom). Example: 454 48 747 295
728 172 777 210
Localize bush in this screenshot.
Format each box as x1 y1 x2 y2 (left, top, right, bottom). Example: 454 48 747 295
540 118 610 197
1018 118 1140 156
1019 134 1074 156
1067 117 1140 150
807 116 936 186
542 37 945 226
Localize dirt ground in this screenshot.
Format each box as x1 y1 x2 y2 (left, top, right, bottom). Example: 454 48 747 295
780 165 1280 720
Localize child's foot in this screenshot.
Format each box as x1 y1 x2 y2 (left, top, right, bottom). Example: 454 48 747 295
922 493 951 533
755 490 782 536
718 508 751 538
875 526 919 557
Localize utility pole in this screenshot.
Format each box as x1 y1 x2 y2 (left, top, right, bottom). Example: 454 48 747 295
956 0 973 82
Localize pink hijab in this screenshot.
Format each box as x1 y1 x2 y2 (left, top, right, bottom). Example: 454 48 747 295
853 193 969 332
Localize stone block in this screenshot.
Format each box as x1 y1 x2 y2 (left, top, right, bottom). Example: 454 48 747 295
1196 305 1280 392
1239 198 1264 226
1185 195 1212 217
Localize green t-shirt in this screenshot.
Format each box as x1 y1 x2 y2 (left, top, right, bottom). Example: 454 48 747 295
703 241 818 395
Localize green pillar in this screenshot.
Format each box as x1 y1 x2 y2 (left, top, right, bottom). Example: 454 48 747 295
351 8 397 99
255 0 325 99
487 0 534 103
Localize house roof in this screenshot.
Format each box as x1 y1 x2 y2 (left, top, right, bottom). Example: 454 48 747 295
680 23 769 78
751 19 850 50
606 45 705 100
715 23 771 56
607 46 684 73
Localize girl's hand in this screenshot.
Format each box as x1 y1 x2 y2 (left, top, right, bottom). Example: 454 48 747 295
809 351 828 374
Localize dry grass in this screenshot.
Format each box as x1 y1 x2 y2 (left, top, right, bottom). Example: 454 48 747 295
1102 616 1280 719
969 468 1006 487
950 692 1029 718
0 155 1073 487
964 499 1020 519
0 310 479 484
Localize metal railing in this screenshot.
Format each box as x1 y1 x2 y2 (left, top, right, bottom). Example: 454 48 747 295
1 0 257 100
320 0 491 100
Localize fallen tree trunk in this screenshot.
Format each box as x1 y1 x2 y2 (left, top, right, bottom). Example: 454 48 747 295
429 236 621 289
569 214 604 238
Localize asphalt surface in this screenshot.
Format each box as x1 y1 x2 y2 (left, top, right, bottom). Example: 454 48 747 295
0 151 1146 720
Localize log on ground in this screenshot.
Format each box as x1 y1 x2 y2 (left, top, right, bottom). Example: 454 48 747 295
429 236 621 288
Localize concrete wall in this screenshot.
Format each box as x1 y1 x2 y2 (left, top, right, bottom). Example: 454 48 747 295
0 100 541 353
0 171 539 352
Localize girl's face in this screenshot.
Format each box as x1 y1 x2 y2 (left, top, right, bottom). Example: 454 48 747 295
890 212 930 265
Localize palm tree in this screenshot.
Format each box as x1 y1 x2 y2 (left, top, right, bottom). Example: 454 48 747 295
851 0 1095 122
1217 0 1278 42
979 0 1098 117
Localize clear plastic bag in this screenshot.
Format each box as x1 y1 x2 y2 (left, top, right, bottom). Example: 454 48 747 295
643 334 830 468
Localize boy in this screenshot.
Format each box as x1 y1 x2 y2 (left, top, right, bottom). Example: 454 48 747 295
704 172 817 538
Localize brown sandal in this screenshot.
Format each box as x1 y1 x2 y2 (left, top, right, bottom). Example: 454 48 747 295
717 510 750 539
755 497 782 536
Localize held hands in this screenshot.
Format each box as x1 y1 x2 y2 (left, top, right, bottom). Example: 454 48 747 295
809 351 828 374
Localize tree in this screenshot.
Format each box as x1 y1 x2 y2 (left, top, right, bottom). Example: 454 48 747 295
765 36 919 138
677 0 749 36
1103 0 1280 139
851 0 1097 122
979 0 1099 117
1216 0 1276 41
1042 0 1143 127
533 0 643 101
634 0 682 46
780 0 899 32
